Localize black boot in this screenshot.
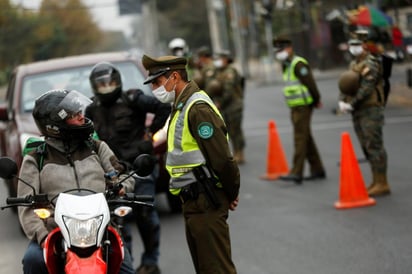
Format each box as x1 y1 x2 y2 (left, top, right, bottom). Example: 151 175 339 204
279 174 302 184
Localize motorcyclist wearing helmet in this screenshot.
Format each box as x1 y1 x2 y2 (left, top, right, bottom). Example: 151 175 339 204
19 89 136 274
168 37 196 81
86 62 170 274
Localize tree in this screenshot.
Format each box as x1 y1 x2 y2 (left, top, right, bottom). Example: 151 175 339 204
38 0 102 57
156 0 211 52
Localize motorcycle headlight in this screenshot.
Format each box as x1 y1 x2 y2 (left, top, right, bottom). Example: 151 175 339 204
62 215 104 248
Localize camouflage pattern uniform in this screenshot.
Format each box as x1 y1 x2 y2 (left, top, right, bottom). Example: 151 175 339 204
340 52 390 196
215 65 246 163
201 63 220 100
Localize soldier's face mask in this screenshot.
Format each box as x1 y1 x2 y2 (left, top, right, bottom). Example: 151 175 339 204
173 48 184 57
152 76 176 103
275 50 289 61
349 45 364 56
213 59 224 68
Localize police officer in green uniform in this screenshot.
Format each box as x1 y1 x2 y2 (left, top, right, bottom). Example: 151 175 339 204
338 30 390 196
273 37 326 184
214 50 246 164
142 54 240 274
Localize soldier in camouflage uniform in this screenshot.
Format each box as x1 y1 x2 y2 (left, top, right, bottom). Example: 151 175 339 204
338 30 390 196
193 46 223 104
214 50 246 164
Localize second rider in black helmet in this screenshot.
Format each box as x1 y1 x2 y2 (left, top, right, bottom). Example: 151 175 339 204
86 62 170 274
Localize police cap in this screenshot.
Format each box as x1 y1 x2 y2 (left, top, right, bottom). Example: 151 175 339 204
272 36 292 51
142 54 187 84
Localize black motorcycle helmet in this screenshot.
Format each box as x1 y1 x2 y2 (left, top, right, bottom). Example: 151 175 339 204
32 89 94 140
89 62 122 105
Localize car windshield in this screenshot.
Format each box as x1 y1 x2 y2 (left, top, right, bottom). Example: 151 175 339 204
21 61 151 113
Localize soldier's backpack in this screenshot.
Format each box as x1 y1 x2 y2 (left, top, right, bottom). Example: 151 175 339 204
381 54 393 105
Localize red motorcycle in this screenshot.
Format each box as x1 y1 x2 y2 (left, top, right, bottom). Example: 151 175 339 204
0 154 155 274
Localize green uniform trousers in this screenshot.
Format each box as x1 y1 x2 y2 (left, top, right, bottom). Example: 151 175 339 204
223 108 245 152
352 106 387 173
290 105 324 176
182 188 236 274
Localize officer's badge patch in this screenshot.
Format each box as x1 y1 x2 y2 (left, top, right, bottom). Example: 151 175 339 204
198 122 214 139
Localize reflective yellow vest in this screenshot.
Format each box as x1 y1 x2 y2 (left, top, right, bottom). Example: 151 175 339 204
166 91 224 195
282 56 314 107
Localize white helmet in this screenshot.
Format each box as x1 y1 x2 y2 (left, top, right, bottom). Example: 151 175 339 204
168 38 188 57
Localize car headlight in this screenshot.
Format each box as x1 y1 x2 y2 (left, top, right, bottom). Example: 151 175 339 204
62 215 104 248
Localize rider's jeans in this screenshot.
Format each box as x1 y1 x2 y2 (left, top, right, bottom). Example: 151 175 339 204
123 174 161 267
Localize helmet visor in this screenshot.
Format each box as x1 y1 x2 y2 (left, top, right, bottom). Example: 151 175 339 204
56 90 92 120
93 74 120 94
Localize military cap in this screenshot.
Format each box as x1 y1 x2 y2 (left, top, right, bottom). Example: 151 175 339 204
272 36 292 51
348 29 369 45
196 46 212 57
215 49 234 63
142 54 187 84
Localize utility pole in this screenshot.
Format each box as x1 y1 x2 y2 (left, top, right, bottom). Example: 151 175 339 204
259 0 275 82
140 0 160 55
229 0 249 77
206 0 230 54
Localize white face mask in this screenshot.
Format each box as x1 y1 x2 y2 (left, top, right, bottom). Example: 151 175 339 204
152 77 176 103
349 45 364 56
213 59 223 68
275 50 289 61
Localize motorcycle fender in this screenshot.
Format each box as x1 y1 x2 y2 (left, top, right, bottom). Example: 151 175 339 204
107 226 125 274
44 227 64 274
65 248 107 274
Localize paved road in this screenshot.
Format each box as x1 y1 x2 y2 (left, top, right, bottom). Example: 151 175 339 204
1 63 412 273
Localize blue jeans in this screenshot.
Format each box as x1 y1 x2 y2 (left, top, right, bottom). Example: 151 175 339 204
22 240 134 274
123 171 160 267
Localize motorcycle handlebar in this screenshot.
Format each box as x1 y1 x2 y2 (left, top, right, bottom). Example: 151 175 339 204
6 196 31 205
122 193 154 202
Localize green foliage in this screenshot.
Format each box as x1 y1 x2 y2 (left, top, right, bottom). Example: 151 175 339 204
0 0 103 85
156 0 211 52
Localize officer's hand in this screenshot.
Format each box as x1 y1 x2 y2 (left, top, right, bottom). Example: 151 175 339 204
118 187 126 196
338 101 353 114
229 196 239 211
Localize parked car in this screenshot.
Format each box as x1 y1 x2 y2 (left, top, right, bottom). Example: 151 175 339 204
0 50 181 212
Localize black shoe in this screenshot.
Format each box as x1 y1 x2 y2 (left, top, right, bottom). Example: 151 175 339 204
304 172 326 181
279 174 303 184
136 265 161 274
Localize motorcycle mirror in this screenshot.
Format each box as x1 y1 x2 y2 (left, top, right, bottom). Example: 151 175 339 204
132 154 155 177
0 157 18 179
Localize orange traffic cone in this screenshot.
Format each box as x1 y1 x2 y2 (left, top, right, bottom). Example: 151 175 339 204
334 132 376 209
260 120 289 180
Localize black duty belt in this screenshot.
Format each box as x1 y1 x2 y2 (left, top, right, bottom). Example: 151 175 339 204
179 182 204 203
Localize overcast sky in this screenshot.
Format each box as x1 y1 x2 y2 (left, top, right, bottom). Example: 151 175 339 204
12 0 135 35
